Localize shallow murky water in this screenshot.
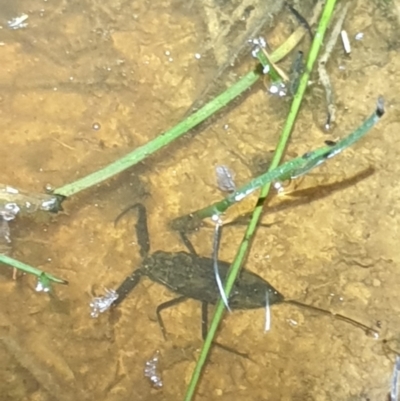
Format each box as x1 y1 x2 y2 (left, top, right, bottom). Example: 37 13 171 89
1 1 400 400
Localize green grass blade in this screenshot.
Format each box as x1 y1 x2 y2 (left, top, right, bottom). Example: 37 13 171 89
54 71 260 197
190 97 385 220
184 1 338 400
0 253 68 285
53 22 310 199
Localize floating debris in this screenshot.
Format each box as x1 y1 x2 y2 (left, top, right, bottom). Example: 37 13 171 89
318 4 350 130
264 290 271 332
0 202 20 252
273 181 286 194
0 184 61 215
212 219 231 312
89 289 118 318
249 36 267 58
390 355 400 401
8 14 29 30
35 275 51 293
0 185 60 254
144 350 163 389
341 30 351 54
355 32 364 41
215 165 236 193
269 81 287 97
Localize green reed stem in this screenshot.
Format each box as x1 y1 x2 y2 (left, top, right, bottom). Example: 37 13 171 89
184 1 338 399
54 72 259 197
187 99 384 220
53 24 308 199
0 254 68 285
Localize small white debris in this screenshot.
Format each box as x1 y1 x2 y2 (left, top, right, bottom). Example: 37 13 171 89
8 14 29 30
234 187 254 202
269 82 287 97
250 37 266 58
234 192 246 202
92 122 101 131
273 181 286 195
262 65 270 75
165 50 171 56
90 289 118 318
144 350 163 389
368 330 379 340
194 53 201 60
340 30 351 54
5 186 19 194
1 203 20 221
287 319 298 327
40 198 58 211
264 291 271 332
223 124 229 130
35 280 51 293
211 214 221 223
355 32 364 41
212 221 231 313
215 165 236 192
249 37 266 48
390 356 400 401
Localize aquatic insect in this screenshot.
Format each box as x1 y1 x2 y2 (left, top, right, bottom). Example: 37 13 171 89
112 203 378 349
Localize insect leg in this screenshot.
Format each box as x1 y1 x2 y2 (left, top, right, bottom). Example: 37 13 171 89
112 270 142 307
286 299 379 337
156 296 187 340
201 301 208 339
179 232 197 255
201 301 250 359
114 202 150 258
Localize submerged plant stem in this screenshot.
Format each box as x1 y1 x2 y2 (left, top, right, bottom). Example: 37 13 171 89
184 1 339 399
178 97 383 223
53 22 310 199
0 254 67 285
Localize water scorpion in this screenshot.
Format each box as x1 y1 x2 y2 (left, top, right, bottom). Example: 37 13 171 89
111 203 378 351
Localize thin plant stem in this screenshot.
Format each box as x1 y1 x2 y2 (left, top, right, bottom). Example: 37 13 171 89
0 254 68 285
184 1 338 399
182 99 384 221
53 24 310 199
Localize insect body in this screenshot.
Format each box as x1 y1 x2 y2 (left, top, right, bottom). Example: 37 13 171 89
112 204 283 312
142 250 283 309
112 203 377 343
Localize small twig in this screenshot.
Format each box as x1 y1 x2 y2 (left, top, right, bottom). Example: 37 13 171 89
318 3 350 130
52 137 75 150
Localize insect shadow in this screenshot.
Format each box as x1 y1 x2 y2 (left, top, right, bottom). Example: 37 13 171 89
112 203 378 356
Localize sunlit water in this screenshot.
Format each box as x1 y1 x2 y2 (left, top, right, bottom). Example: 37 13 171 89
0 1 400 400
